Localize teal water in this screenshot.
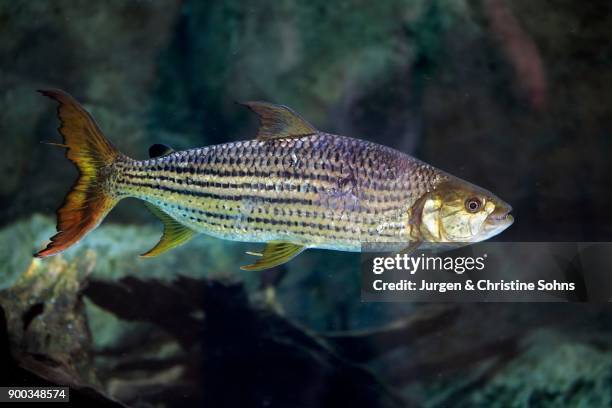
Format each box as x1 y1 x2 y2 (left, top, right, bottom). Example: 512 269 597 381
1 1 611 407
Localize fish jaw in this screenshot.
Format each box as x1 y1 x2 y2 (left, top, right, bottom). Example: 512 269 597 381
479 201 514 241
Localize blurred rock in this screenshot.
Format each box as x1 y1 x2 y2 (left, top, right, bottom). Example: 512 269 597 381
426 330 612 407
85 275 408 408
2 213 393 334
0 238 411 407
475 333 612 407
0 250 102 390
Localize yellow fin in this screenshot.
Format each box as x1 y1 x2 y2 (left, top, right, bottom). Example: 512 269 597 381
241 101 317 140
35 89 122 258
241 242 305 271
140 203 196 257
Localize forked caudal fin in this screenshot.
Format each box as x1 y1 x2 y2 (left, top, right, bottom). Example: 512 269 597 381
35 89 123 258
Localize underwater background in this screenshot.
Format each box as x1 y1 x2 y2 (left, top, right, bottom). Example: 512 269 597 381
1 0 612 406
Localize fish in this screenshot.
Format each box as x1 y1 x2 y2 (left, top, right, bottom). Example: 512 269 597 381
34 89 513 270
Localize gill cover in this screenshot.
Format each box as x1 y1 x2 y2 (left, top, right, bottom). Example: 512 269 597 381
416 179 505 243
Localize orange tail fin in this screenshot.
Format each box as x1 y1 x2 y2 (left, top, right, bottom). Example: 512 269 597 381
35 89 122 258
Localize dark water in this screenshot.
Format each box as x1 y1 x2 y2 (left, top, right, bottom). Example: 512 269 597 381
1 1 611 407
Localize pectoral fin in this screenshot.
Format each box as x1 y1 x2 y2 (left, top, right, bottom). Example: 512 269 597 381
241 242 305 271
241 101 317 140
141 203 196 257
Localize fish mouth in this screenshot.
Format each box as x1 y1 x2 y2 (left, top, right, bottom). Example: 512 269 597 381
487 204 514 226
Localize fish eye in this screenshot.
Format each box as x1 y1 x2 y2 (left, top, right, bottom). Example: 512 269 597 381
465 197 482 213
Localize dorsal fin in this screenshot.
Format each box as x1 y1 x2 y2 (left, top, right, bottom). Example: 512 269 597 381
148 143 175 158
140 203 196 257
241 101 317 140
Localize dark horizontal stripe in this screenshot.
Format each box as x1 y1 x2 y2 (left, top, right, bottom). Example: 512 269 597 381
121 174 408 215
122 173 320 195
127 180 314 206
122 171 406 208
121 161 401 193
169 206 398 240
146 193 402 240
122 161 337 183
185 209 358 235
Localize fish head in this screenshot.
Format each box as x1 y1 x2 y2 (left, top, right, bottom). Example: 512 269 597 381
415 178 513 243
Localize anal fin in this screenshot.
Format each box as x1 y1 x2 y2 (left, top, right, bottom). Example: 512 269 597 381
141 203 196 257
241 242 305 271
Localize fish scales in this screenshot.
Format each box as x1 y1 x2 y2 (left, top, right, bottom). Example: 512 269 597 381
113 133 444 251
35 90 512 269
